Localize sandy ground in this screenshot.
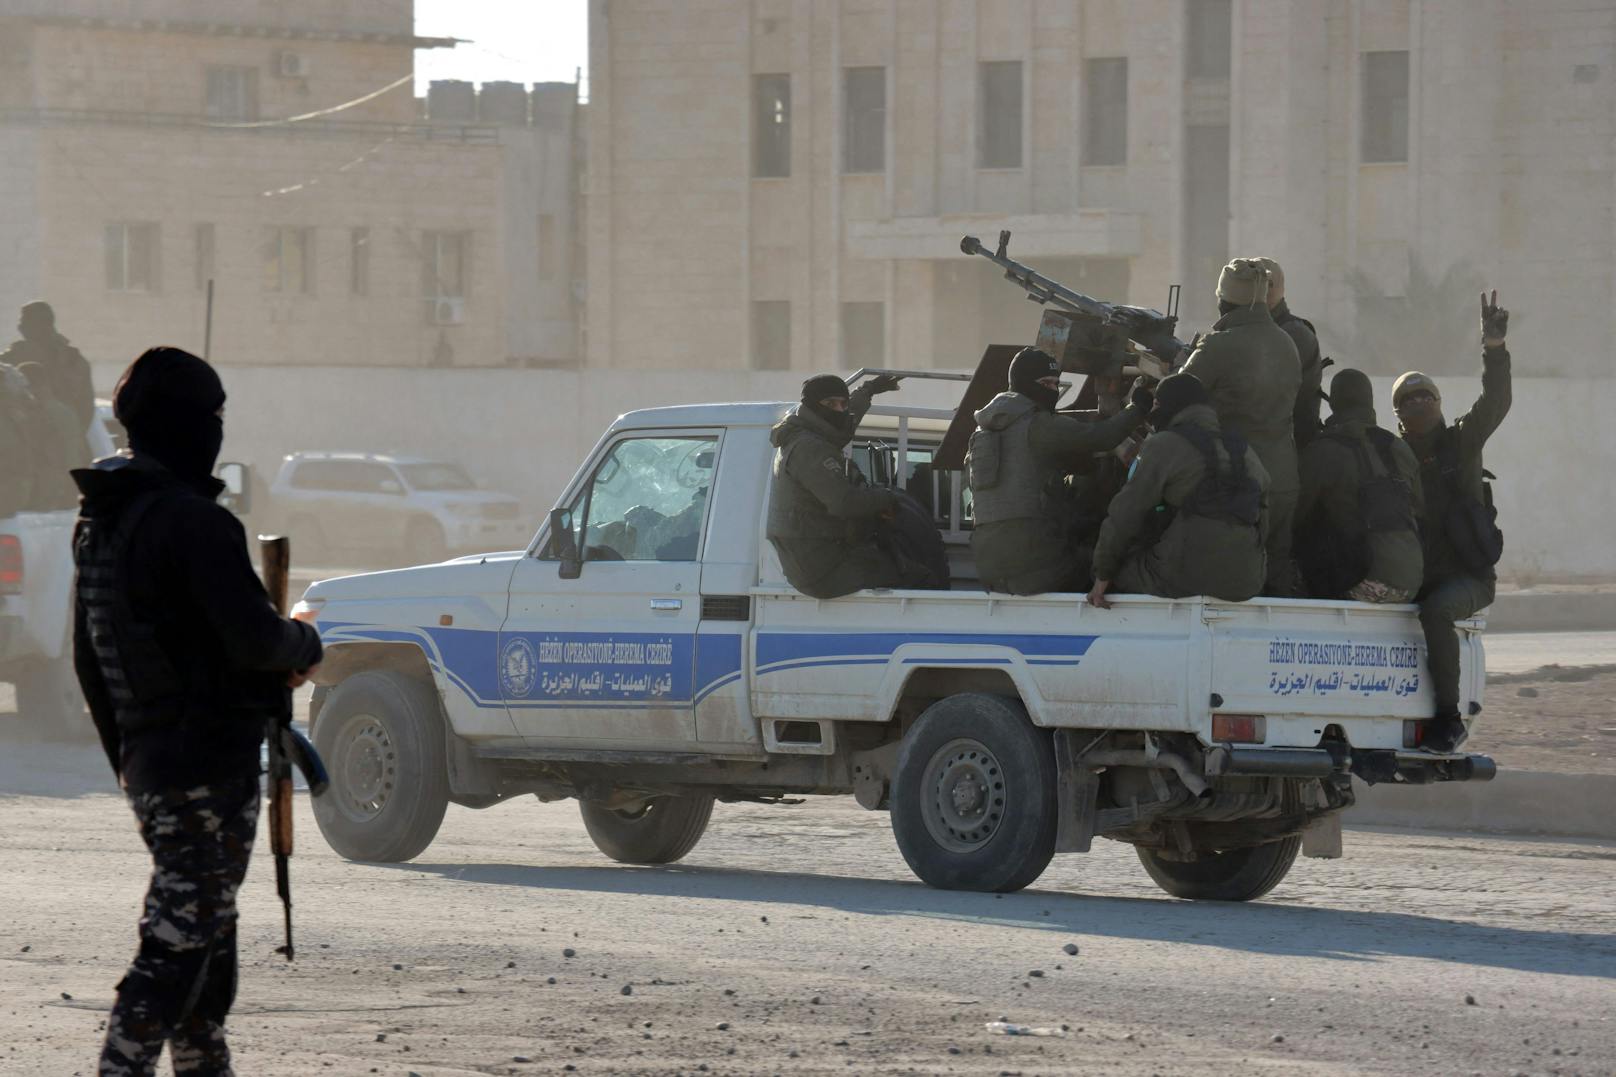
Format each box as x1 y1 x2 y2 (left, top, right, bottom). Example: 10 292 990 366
1 753 1613 1077
1469 663 1616 776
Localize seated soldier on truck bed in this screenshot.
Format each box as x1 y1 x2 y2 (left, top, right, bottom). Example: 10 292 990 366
767 373 906 599
1087 373 1270 608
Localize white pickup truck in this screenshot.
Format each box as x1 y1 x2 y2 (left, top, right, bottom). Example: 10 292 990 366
0 407 118 733
299 377 1494 900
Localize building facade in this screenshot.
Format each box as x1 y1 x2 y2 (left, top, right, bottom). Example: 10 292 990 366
586 0 1616 376
0 0 580 370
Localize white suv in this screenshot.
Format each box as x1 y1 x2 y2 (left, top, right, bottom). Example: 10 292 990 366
269 452 529 563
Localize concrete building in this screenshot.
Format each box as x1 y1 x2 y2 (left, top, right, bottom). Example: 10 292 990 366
586 0 1616 376
0 1 580 369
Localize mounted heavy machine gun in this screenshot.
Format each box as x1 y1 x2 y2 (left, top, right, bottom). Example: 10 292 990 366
936 231 1188 469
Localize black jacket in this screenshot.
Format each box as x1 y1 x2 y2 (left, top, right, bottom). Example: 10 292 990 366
73 456 322 792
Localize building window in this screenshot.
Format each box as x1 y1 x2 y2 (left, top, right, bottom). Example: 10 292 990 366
537 214 557 282
1361 51 1410 163
422 230 468 299
843 67 885 174
205 66 259 122
105 223 160 292
194 223 214 292
350 227 370 296
1186 0 1232 79
1083 58 1129 166
753 74 791 178
263 226 315 294
751 300 790 370
977 61 1023 169
841 302 884 369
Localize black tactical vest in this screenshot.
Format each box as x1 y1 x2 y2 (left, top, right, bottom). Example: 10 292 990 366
73 491 187 732
1168 425 1262 527
1324 426 1417 534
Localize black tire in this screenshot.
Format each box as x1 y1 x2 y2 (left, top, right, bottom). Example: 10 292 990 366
405 518 447 563
1135 835 1302 901
890 693 1058 893
312 671 449 862
14 654 93 741
579 793 715 864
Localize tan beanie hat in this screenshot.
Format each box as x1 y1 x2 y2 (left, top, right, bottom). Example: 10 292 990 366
1392 371 1442 409
1254 257 1285 294
1216 258 1271 306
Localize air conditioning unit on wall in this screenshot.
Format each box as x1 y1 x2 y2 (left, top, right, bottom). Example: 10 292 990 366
432 297 465 325
276 51 310 78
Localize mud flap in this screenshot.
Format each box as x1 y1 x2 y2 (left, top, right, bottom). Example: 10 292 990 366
1301 811 1344 859
1053 729 1100 853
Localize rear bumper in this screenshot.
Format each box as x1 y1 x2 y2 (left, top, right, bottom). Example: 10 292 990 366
1206 745 1497 785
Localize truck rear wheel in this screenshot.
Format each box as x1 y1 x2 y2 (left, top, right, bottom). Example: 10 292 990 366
1135 836 1301 901
312 671 449 863
890 693 1057 893
579 794 715 864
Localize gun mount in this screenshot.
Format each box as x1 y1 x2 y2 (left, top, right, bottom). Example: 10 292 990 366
960 230 1186 379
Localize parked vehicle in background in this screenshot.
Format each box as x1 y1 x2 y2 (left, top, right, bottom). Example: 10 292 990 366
268 452 529 564
1 408 118 736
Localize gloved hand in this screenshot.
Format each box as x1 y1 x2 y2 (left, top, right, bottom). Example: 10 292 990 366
1129 382 1155 415
865 373 902 395
1480 290 1508 346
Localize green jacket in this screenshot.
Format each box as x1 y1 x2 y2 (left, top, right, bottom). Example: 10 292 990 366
1180 305 1301 494
1273 300 1324 449
969 392 1146 593
1296 410 1424 595
766 390 896 594
1094 403 1271 601
1401 345 1512 583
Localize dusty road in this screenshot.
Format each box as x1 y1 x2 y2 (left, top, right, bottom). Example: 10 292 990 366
2 744 1613 1077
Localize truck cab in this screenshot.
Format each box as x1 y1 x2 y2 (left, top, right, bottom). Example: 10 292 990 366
299 374 1492 899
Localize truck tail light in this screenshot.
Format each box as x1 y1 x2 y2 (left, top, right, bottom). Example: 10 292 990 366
1403 720 1425 748
0 535 21 595
1212 714 1265 744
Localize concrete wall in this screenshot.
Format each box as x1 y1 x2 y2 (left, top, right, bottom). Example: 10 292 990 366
90 360 1616 580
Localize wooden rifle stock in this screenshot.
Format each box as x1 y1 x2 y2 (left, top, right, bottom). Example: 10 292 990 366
258 535 297 961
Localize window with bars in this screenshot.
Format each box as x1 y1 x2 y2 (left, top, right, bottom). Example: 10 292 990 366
751 301 790 370
422 230 468 299
1361 51 1410 163
753 74 791 178
350 227 370 296
843 67 885 173
1083 58 1129 166
105 223 160 292
205 66 259 122
977 61 1023 168
841 302 884 369
263 226 315 294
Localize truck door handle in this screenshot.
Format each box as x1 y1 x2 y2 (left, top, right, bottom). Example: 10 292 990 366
650 598 683 612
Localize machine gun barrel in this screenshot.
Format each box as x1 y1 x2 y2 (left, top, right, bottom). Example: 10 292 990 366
960 232 1112 319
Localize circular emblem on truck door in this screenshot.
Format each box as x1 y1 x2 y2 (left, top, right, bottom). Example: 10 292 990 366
500 637 539 699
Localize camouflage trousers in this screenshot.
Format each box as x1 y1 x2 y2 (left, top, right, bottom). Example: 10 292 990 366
100 776 259 1077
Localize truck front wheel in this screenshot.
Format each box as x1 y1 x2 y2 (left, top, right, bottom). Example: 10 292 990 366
1135 836 1301 901
890 693 1057 893
580 794 715 864
311 671 449 862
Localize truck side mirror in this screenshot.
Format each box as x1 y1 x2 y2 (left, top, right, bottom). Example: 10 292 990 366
217 461 252 515
549 507 582 579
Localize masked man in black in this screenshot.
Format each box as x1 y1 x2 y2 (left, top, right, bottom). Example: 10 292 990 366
74 347 323 1076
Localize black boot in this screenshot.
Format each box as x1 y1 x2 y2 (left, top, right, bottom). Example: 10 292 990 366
1423 713 1469 754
